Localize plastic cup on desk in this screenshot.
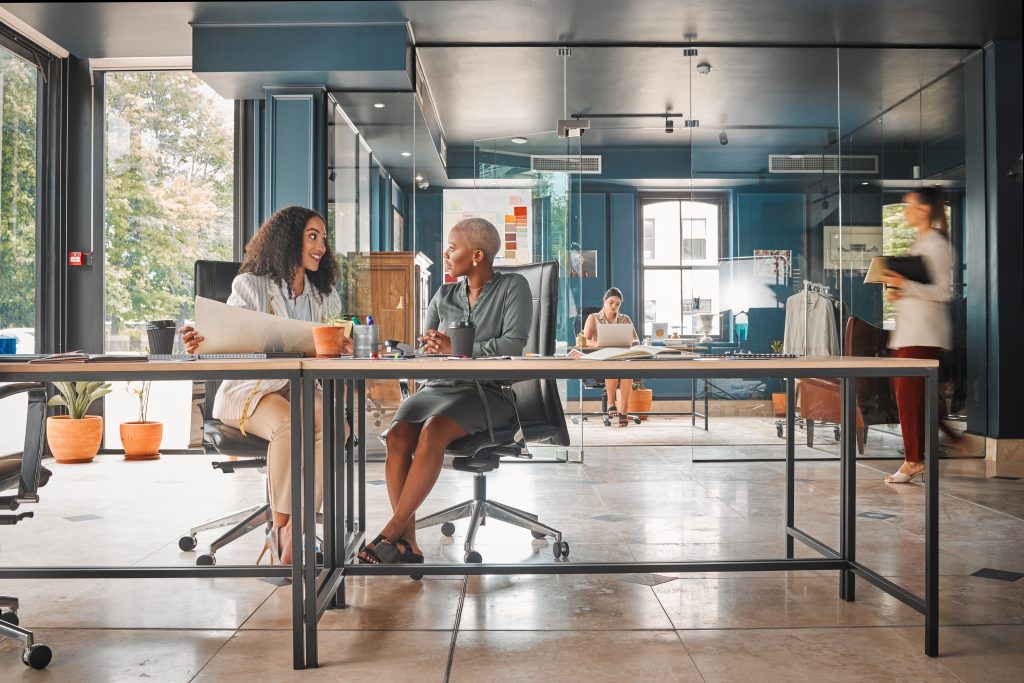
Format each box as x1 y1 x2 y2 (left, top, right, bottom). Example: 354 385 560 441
447 321 476 357
146 320 177 354
352 324 379 358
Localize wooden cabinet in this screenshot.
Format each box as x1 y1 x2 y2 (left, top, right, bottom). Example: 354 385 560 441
345 251 433 346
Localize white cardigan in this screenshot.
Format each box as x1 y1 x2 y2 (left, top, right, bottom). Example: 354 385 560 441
212 272 341 422
888 230 955 351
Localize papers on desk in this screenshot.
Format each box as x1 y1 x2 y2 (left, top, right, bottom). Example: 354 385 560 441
573 345 695 361
28 351 148 363
194 296 334 355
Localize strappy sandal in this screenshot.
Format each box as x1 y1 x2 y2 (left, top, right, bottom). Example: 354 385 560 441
606 405 618 425
396 537 424 564
357 534 402 564
618 412 630 427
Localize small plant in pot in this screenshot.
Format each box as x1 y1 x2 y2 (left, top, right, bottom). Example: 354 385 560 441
46 381 112 463
120 380 162 460
627 379 653 421
313 316 350 358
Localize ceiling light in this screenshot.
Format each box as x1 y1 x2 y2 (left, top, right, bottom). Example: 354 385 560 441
510 137 528 144
861 181 869 186
400 151 411 157
415 174 424 182
719 131 728 145
373 103 386 109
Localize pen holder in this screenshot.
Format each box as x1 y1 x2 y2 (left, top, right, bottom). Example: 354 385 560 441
352 324 379 358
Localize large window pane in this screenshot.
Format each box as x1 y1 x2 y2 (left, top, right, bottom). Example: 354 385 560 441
103 71 233 448
0 46 38 353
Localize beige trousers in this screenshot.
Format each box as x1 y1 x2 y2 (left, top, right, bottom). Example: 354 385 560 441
221 387 344 517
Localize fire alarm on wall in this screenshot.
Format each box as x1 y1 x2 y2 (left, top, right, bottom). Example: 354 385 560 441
67 251 93 266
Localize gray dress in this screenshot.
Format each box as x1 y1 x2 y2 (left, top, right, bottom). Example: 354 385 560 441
393 270 533 436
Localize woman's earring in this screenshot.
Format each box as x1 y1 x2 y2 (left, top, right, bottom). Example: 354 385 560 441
473 261 478 267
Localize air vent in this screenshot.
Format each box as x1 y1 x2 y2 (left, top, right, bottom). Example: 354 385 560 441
530 155 602 174
769 155 878 174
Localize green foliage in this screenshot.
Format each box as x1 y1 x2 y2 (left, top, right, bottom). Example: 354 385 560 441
770 339 784 354
0 48 39 330
103 72 233 346
47 381 113 419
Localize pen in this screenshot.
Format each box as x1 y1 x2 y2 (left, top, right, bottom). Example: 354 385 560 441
366 315 374 326
351 316 360 325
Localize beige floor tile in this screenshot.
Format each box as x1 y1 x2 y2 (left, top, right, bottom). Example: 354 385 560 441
242 577 463 630
192 629 451 682
894 624 1024 682
459 574 673 630
0 628 231 683
679 627 959 682
450 630 704 682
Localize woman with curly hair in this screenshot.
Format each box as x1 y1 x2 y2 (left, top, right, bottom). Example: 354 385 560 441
178 205 350 564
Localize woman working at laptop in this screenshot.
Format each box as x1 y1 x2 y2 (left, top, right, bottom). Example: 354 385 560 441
583 287 639 427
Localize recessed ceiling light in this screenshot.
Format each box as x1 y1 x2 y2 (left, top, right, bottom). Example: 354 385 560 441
510 137 528 144
373 103 386 109
861 181 869 186
415 174 424 182
401 151 411 157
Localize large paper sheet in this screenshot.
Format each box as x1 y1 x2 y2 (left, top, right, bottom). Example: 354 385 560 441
194 296 330 354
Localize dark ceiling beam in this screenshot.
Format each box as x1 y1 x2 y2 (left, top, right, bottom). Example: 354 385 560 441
413 41 987 50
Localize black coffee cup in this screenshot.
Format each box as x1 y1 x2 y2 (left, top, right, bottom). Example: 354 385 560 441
146 319 177 355
447 320 476 357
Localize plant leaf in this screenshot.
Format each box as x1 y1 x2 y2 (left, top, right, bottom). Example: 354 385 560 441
47 395 67 408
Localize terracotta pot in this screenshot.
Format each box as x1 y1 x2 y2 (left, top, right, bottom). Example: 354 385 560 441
46 415 103 463
313 326 346 358
120 421 163 460
772 392 787 417
627 388 653 421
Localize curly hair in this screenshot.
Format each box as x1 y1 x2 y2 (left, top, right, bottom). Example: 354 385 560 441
240 206 340 297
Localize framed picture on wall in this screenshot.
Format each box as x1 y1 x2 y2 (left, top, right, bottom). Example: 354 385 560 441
823 226 882 271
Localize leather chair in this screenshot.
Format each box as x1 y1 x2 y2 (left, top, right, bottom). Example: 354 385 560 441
414 261 572 563
0 382 53 669
799 316 899 453
177 260 273 566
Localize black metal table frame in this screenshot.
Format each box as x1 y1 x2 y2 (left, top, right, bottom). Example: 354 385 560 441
573 376 709 432
0 364 307 667
301 360 940 670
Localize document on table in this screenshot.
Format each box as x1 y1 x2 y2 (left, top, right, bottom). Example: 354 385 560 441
194 296 325 355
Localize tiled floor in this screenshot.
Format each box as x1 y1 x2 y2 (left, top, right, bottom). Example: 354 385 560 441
1 417 1021 681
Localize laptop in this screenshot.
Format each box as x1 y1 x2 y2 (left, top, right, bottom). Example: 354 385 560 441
595 323 635 348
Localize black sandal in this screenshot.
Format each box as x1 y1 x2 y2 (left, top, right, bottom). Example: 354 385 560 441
357 534 402 564
395 537 424 564
606 405 619 425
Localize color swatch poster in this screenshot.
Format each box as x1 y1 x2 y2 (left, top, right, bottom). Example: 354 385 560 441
441 189 532 283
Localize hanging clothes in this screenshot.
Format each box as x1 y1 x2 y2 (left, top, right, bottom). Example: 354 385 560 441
783 289 839 356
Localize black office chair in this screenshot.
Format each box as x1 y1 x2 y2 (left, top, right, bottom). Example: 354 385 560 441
0 382 54 669
177 260 273 566
414 261 572 563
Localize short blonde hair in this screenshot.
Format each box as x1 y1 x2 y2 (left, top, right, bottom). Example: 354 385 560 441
452 217 501 261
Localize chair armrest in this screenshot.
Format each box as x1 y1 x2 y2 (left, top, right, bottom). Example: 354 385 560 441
0 382 45 400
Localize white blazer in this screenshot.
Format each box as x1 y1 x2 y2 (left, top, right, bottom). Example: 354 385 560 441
212 272 341 422
888 230 955 351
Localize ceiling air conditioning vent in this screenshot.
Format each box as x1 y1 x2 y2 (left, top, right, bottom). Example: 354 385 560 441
769 154 878 174
530 155 602 174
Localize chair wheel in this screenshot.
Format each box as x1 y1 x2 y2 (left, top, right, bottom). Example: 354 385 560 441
602 417 611 427
410 573 424 581
441 522 456 537
464 551 482 563
196 554 216 566
0 610 19 626
178 535 198 551
834 428 841 440
531 531 547 540
552 541 569 559
23 643 52 669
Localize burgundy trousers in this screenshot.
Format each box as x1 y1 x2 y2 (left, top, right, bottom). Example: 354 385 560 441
891 346 954 463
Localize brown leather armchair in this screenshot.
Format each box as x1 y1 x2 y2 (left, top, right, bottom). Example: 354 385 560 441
799 316 899 453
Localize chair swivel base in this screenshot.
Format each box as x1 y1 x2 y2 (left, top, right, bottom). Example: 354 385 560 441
180 503 271 566
416 473 568 563
0 597 52 669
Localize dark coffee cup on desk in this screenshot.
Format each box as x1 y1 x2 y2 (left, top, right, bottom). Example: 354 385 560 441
447 320 476 357
146 320 177 355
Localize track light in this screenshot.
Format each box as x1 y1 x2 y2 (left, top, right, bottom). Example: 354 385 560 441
719 131 728 145
665 118 674 134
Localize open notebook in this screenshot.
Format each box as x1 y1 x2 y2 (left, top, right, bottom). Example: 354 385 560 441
577 345 694 361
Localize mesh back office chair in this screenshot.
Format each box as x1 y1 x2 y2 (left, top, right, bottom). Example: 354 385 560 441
414 261 572 563
177 260 273 566
0 382 54 669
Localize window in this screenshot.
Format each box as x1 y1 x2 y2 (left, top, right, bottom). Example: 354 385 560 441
639 195 726 336
0 45 39 353
102 71 234 448
881 200 952 328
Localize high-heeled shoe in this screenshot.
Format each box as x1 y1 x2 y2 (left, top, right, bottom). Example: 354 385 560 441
257 526 286 565
884 468 925 484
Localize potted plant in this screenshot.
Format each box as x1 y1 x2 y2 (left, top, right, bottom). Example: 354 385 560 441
769 340 787 416
627 379 653 421
46 381 112 463
120 380 163 460
313 317 350 358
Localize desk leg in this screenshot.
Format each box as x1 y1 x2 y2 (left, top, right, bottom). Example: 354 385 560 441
925 367 940 656
357 380 367 539
332 379 348 610
346 381 356 537
302 374 318 667
703 379 709 430
290 377 305 670
785 378 795 559
839 378 857 602
691 378 696 427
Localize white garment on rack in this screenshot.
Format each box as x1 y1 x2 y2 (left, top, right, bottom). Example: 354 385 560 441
783 290 839 356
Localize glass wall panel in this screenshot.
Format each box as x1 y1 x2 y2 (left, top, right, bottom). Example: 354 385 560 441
102 71 234 447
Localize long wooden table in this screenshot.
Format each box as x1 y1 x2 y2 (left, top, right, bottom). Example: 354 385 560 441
301 356 942 668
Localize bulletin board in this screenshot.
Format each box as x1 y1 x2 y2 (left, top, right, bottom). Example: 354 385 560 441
442 189 532 282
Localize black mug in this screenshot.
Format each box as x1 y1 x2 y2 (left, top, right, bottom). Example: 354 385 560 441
146 319 177 355
447 320 476 357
